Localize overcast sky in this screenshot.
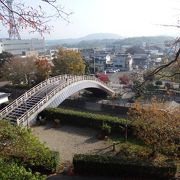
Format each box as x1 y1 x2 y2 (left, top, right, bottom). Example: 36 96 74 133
1 0 180 39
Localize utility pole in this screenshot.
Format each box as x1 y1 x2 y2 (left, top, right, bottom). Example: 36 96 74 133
93 49 95 74
6 0 21 39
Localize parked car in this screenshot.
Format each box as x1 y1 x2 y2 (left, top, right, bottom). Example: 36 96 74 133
106 69 116 73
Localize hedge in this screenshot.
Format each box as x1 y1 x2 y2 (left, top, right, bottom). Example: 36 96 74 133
41 108 132 134
4 84 32 90
73 154 177 179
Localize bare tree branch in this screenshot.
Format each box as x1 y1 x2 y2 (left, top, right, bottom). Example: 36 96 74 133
0 0 72 36
157 72 180 79
146 47 180 79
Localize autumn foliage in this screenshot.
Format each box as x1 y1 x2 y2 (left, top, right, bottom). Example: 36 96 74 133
96 73 109 83
2 57 36 85
35 58 52 83
52 48 85 75
119 74 129 85
128 99 180 156
1 56 52 85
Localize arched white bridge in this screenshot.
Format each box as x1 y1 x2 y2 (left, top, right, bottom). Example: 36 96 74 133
0 75 115 126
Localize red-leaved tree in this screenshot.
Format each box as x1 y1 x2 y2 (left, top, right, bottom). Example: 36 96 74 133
96 73 109 83
119 74 129 85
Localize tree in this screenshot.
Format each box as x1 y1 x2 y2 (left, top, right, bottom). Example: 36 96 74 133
0 51 13 78
128 100 180 156
95 73 109 83
0 0 72 36
84 61 91 75
125 46 145 55
119 74 129 85
145 40 180 82
52 48 85 75
128 71 146 97
0 51 13 67
2 56 36 85
35 58 52 83
153 61 180 83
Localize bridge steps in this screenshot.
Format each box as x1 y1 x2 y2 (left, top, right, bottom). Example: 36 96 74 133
3 81 63 123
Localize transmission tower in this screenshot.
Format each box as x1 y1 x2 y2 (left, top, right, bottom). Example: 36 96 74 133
6 0 21 40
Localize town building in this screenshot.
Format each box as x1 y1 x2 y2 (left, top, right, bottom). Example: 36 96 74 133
112 53 133 71
132 53 149 69
0 38 45 56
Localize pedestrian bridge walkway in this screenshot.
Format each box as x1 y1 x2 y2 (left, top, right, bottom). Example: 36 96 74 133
0 75 115 126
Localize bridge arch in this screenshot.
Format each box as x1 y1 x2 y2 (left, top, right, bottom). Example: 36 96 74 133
0 75 115 126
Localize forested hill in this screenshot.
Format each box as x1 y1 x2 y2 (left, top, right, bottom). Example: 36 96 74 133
46 36 174 49
112 36 174 46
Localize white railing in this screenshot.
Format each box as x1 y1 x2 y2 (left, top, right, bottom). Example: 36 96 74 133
16 75 114 126
0 74 74 118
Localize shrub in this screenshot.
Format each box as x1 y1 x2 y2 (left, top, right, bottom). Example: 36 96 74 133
145 83 156 91
101 123 111 135
155 80 162 86
0 120 60 175
0 158 45 180
73 154 177 178
5 83 32 90
41 108 132 134
26 150 60 174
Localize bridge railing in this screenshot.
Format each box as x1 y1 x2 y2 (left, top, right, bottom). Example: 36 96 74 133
0 75 75 118
17 75 114 126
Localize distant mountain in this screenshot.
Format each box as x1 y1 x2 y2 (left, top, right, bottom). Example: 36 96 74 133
46 33 122 46
46 39 77 46
79 33 122 40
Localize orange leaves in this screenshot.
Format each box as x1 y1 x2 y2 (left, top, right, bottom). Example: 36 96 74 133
36 58 50 68
129 99 180 155
35 58 52 82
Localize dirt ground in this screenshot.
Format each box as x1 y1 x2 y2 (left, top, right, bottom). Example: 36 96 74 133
32 124 112 162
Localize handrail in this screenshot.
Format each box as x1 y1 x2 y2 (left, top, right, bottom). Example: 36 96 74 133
0 74 74 118
17 75 114 126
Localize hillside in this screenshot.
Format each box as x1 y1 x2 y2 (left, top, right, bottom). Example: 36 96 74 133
46 33 122 47
46 35 174 49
